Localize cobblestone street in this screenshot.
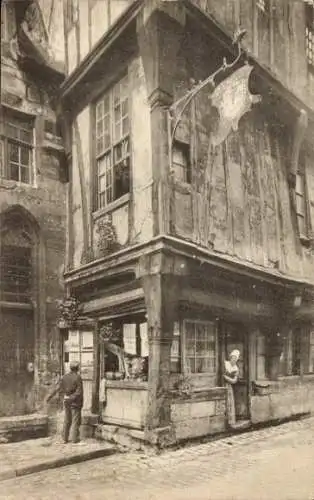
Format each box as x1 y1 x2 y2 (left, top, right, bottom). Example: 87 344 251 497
2 418 314 500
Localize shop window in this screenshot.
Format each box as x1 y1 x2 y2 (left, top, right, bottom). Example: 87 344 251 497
0 110 35 185
183 320 217 375
305 0 314 70
100 316 148 381
95 75 130 210
172 140 191 183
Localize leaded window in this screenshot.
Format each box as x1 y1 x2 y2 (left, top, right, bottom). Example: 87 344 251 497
183 320 217 375
95 75 130 210
0 111 34 185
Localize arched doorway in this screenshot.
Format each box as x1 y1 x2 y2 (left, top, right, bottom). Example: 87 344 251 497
0 207 39 416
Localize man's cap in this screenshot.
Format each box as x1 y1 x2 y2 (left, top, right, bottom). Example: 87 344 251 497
70 360 80 369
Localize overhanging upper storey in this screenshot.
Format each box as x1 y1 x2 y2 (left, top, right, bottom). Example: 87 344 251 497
60 0 143 111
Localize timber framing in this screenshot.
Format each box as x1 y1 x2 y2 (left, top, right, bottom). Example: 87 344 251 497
183 0 314 127
59 0 143 100
64 235 314 294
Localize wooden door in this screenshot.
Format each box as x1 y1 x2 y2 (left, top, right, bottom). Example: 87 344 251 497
62 323 98 412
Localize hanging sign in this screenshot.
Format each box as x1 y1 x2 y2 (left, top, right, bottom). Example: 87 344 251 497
210 65 261 146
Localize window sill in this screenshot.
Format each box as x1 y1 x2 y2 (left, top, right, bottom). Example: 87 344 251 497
299 236 311 247
0 301 33 310
0 178 35 189
105 380 148 390
92 193 130 221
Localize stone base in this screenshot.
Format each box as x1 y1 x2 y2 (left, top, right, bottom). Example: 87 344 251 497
95 423 149 451
0 413 48 443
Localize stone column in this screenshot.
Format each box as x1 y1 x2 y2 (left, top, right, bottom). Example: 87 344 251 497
137 252 187 446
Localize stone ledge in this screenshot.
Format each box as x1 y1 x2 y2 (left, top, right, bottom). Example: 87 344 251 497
0 413 48 431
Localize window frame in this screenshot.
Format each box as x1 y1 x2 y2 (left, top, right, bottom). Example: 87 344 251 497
305 0 314 71
0 109 35 186
0 244 33 304
182 319 218 380
172 139 191 184
94 74 131 212
295 152 311 243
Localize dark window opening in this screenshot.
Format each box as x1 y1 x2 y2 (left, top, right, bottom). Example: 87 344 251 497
172 140 191 184
0 245 32 303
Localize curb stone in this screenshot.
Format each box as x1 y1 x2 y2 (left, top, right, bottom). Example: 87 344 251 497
0 445 116 482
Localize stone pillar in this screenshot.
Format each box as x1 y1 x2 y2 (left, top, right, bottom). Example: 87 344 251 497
137 252 187 446
137 0 186 236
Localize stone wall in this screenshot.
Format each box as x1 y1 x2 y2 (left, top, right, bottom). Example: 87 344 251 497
170 390 227 441
251 376 314 424
0 3 66 416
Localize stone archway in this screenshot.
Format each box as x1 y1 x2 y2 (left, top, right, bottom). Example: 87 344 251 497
0 206 40 416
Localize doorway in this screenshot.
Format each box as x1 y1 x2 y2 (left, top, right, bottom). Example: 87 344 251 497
61 326 96 412
220 321 250 422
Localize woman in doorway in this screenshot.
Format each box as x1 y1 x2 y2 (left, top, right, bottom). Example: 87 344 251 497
224 349 240 427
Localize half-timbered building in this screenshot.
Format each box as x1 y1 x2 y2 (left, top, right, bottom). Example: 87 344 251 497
59 0 314 447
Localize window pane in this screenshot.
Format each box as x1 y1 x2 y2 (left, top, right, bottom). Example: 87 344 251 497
0 245 32 302
114 160 130 198
122 117 129 136
9 142 19 162
96 100 104 120
114 104 121 124
106 187 113 205
9 163 19 181
99 175 106 192
98 154 111 175
96 120 104 137
20 146 30 166
20 167 30 184
96 137 104 156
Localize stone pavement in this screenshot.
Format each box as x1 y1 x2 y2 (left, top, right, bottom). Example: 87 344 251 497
0 437 115 481
1 415 314 500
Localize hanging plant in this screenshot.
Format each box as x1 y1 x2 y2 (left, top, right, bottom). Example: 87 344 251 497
96 215 120 257
56 296 80 326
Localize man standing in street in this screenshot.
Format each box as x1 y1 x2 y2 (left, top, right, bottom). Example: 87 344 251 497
46 360 83 444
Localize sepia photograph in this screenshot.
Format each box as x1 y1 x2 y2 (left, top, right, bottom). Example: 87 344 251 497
0 0 313 498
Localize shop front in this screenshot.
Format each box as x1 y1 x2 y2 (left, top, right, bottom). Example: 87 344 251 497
61 246 314 447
